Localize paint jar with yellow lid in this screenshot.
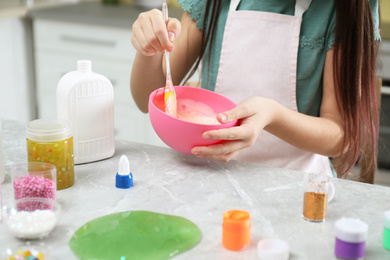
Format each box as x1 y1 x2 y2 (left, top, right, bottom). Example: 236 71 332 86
26 119 74 190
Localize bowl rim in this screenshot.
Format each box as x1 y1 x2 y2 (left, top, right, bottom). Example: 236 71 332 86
149 86 238 127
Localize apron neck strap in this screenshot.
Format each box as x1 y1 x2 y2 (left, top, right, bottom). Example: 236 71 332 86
295 0 312 18
229 0 312 18
229 0 240 11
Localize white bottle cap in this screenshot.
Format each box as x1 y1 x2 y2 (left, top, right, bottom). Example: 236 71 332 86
257 239 289 260
335 217 368 243
77 60 92 73
118 155 130 176
384 210 390 229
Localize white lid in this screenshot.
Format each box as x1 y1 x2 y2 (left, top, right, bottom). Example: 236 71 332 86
257 239 289 260
384 210 390 229
118 155 130 176
334 217 368 243
26 119 72 142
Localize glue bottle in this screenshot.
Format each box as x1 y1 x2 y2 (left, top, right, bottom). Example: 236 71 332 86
115 155 133 189
57 60 115 164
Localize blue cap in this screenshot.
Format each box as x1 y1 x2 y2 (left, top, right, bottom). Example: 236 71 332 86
116 172 133 189
115 155 133 189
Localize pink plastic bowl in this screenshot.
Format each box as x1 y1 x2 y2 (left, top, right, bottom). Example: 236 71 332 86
149 86 238 154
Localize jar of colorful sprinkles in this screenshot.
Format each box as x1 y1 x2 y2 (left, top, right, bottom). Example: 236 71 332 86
26 119 74 190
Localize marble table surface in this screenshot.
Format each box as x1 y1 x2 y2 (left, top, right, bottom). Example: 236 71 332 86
1 119 390 259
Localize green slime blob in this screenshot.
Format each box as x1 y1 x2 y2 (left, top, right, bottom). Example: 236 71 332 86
69 211 202 260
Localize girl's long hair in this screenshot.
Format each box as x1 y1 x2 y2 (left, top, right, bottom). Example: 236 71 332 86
185 0 379 178
333 0 379 178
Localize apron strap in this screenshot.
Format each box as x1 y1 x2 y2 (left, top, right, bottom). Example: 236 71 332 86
229 0 240 11
295 0 312 18
230 0 312 17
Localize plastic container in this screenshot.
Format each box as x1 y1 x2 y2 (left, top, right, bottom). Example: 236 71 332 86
0 120 5 184
27 119 74 190
384 210 390 250
57 60 115 164
334 217 368 260
11 162 56 201
257 239 290 260
302 173 330 222
115 155 133 189
222 210 251 251
2 197 61 239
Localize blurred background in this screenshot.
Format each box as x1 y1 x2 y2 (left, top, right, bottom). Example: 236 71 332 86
0 0 389 184
0 0 184 147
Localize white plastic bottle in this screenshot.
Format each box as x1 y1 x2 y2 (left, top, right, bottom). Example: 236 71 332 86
0 119 4 221
57 60 115 164
0 119 5 184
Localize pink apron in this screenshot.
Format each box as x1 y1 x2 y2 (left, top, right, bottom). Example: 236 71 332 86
215 0 333 176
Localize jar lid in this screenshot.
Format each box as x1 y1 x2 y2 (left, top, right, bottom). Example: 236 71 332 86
335 217 368 243
257 239 289 260
27 119 72 142
384 210 390 229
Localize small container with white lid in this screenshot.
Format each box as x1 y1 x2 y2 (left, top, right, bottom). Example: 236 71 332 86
334 217 368 260
257 238 289 260
384 210 390 250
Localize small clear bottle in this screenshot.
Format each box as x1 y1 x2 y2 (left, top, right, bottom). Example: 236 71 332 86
334 217 368 260
302 173 329 222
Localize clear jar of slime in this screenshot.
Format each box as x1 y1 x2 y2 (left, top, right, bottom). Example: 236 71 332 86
26 119 74 190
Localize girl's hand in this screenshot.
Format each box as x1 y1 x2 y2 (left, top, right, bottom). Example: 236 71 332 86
191 97 276 162
131 9 181 56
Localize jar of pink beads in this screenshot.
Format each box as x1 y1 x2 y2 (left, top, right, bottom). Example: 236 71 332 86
11 162 57 201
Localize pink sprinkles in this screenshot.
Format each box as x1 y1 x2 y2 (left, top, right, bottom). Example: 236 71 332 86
13 175 55 201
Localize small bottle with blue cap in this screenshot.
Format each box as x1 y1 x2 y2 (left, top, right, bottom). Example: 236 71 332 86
115 155 133 189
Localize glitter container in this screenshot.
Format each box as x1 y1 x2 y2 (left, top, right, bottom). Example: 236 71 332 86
11 162 57 201
302 173 330 222
222 210 251 251
384 210 390 250
334 217 368 260
26 119 74 190
2 197 61 239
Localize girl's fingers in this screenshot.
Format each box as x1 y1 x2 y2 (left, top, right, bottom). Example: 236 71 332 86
192 142 244 162
132 10 178 55
149 13 173 51
192 140 247 157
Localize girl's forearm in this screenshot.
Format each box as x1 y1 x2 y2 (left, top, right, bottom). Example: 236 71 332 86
265 100 344 157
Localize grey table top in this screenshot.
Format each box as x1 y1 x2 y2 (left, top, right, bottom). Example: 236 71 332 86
28 1 184 28
1 118 390 259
